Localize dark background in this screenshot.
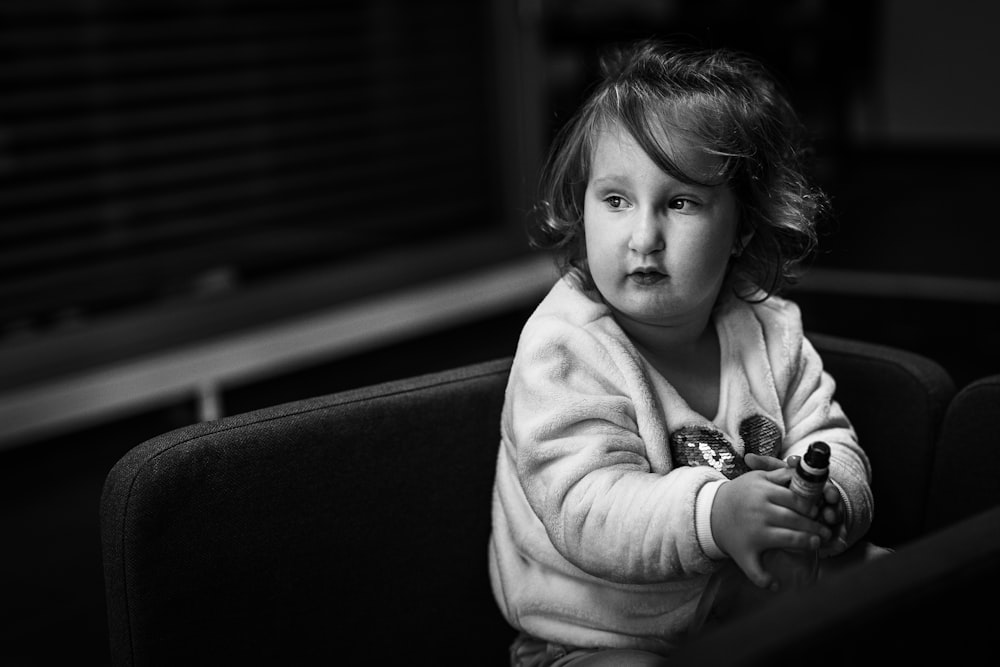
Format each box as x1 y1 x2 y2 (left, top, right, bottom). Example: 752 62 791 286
2 0 999 664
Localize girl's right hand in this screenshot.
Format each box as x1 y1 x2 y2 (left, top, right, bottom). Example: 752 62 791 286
710 467 830 589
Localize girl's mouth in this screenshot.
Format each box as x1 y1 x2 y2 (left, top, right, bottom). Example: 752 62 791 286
628 270 667 286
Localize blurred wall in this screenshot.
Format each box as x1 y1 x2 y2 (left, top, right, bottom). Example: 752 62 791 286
868 0 1000 145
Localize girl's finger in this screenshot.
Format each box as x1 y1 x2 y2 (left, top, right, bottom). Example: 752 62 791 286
742 553 773 590
823 484 841 504
763 467 795 486
763 526 823 552
759 502 827 536
822 504 840 525
745 452 786 472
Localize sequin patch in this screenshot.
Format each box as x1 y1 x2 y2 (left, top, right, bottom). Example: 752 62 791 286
669 415 782 479
671 427 749 479
739 415 781 459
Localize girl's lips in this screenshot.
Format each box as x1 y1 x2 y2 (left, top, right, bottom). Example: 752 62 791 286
628 270 667 285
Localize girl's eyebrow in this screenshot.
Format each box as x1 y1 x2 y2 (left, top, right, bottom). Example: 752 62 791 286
591 172 718 194
589 174 628 187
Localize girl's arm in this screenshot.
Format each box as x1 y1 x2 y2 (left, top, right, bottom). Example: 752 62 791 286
779 335 874 551
509 317 724 583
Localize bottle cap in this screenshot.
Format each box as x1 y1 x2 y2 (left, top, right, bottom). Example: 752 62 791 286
803 441 830 469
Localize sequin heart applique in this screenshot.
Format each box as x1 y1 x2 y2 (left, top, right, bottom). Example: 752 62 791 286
670 415 782 480
738 415 781 459
671 427 750 479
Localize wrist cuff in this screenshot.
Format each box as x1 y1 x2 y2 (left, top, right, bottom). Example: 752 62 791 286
696 479 728 560
831 477 851 523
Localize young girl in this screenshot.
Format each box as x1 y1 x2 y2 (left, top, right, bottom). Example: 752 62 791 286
488 40 876 666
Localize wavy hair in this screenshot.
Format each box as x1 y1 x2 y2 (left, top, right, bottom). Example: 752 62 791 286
529 39 828 300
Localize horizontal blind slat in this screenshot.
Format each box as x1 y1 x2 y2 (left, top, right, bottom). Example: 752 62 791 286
2 136 484 210
0 0 493 334
0 111 480 210
0 202 482 319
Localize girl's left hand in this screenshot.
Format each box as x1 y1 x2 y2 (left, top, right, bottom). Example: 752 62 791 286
747 453 848 556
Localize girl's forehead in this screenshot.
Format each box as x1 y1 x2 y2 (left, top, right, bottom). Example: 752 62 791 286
589 118 727 184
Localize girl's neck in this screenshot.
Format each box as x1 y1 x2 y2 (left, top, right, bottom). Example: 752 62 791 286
619 313 722 417
633 320 718 371
616 309 714 361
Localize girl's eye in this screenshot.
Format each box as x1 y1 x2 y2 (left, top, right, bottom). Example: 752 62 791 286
669 197 699 211
604 195 627 209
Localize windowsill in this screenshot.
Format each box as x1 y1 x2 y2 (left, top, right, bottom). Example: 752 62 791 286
0 234 559 449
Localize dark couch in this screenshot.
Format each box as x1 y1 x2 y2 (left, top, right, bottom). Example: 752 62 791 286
100 332 998 666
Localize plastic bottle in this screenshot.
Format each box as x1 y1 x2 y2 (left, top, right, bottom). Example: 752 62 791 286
762 441 831 591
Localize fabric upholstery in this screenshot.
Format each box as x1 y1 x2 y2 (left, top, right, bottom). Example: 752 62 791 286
100 333 957 666
806 333 955 547
101 357 517 665
926 374 1000 531
669 504 1000 666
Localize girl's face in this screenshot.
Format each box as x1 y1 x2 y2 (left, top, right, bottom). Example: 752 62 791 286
583 123 740 337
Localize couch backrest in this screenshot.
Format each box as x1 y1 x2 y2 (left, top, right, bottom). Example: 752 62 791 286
101 357 517 666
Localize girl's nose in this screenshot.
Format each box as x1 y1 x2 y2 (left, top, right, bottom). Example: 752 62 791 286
628 208 665 255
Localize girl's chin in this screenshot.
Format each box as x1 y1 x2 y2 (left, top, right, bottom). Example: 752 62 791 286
610 303 677 326
608 294 714 328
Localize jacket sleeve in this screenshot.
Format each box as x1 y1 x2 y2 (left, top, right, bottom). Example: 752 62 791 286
774 324 875 550
507 314 724 584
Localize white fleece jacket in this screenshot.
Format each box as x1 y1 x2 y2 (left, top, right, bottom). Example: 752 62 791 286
488 277 873 655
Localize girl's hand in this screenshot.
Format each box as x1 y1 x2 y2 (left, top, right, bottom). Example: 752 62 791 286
710 467 830 589
743 452 788 473
745 453 820 520
817 482 848 557
782 455 848 556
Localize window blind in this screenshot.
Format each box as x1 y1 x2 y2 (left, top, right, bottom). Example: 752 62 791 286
0 0 500 338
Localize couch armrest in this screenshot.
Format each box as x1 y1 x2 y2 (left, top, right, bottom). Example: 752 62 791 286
807 332 956 547
926 374 1000 532
671 504 1000 665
